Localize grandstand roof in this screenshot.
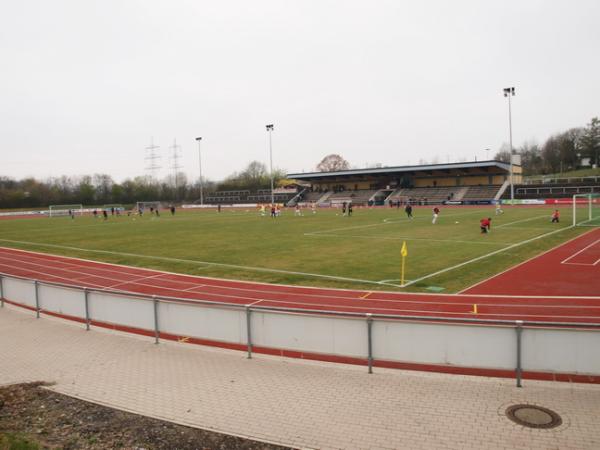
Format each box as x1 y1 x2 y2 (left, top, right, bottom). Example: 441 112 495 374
287 160 513 180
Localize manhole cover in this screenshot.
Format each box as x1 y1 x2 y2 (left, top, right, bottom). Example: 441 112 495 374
505 404 562 429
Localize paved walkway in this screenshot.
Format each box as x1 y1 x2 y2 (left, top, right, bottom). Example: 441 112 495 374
2 305 600 450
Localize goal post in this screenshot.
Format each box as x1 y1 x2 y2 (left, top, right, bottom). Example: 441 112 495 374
572 193 600 226
48 204 83 217
136 201 161 212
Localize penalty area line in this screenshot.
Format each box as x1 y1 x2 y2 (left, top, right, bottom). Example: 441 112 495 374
0 238 400 289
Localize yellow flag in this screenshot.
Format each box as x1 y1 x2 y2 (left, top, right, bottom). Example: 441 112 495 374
401 241 408 257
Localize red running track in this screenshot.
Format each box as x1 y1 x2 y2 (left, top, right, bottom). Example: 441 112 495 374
463 228 600 297
0 235 599 325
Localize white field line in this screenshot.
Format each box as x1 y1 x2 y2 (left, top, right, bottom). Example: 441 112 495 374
494 215 548 228
402 225 577 288
561 238 600 264
3 246 599 300
0 238 403 288
458 227 599 293
305 210 483 236
305 232 509 246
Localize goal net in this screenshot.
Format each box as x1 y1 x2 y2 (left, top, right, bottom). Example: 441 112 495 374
48 204 83 217
572 193 600 226
136 201 161 212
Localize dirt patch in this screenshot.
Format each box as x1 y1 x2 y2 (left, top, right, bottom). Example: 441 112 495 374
0 383 292 450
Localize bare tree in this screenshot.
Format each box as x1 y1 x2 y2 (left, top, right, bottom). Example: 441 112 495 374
316 154 350 172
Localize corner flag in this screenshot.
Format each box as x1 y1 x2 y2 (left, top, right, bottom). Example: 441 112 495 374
401 241 408 257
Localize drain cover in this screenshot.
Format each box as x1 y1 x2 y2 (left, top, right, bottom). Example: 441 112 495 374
505 404 562 429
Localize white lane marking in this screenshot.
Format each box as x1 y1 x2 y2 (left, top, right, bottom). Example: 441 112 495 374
2 246 599 302
0 238 402 288
561 238 600 264
102 273 166 291
458 228 599 293
402 226 577 288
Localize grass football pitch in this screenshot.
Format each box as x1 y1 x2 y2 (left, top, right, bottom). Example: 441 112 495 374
0 205 591 293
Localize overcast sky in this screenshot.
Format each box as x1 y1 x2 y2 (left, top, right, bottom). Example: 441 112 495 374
1 0 599 183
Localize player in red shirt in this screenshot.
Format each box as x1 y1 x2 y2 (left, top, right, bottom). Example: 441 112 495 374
432 207 440 224
480 217 491 234
551 210 560 223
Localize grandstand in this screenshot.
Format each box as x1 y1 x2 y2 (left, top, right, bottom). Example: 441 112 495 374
202 188 297 205
287 160 517 206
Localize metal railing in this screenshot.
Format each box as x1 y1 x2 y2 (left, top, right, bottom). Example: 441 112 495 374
1 272 599 388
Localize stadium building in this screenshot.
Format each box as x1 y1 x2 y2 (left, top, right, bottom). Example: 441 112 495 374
287 160 521 206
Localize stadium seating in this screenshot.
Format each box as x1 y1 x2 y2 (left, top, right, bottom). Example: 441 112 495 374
461 185 502 201
505 183 600 199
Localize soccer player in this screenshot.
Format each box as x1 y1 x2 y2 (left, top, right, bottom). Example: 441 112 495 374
102 210 108 220
551 210 560 223
348 202 353 216
342 202 347 216
405 204 413 219
311 203 316 214
295 204 302 216
432 206 440 224
480 217 491 233
495 203 504 215
170 205 176 215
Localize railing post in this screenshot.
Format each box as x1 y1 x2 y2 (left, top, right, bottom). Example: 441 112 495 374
153 296 159 344
84 288 90 331
0 275 4 308
246 305 253 359
515 320 523 388
366 313 373 374
34 280 40 318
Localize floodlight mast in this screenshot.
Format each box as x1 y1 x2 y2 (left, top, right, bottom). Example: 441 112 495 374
196 137 203 205
503 87 516 204
266 124 275 205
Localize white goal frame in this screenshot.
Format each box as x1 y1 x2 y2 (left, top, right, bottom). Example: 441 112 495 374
48 204 83 217
572 193 600 226
136 201 161 212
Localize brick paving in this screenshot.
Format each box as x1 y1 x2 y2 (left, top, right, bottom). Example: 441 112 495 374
2 305 600 450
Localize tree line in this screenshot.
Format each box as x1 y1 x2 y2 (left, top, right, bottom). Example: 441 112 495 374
0 161 286 209
495 117 599 175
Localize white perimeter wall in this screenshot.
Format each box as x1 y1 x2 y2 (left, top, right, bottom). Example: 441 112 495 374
1 275 599 376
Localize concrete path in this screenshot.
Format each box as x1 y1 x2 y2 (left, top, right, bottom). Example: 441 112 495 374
2 305 600 450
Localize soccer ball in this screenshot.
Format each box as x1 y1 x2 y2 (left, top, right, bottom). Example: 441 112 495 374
455 221 459 224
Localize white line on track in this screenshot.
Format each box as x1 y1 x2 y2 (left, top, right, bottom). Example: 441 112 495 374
561 238 600 264
3 246 599 300
0 238 403 288
402 225 578 288
3 256 600 316
458 227 599 294
102 273 166 291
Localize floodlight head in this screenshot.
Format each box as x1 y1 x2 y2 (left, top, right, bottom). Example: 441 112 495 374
266 124 274 131
503 87 515 96
195 137 202 141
